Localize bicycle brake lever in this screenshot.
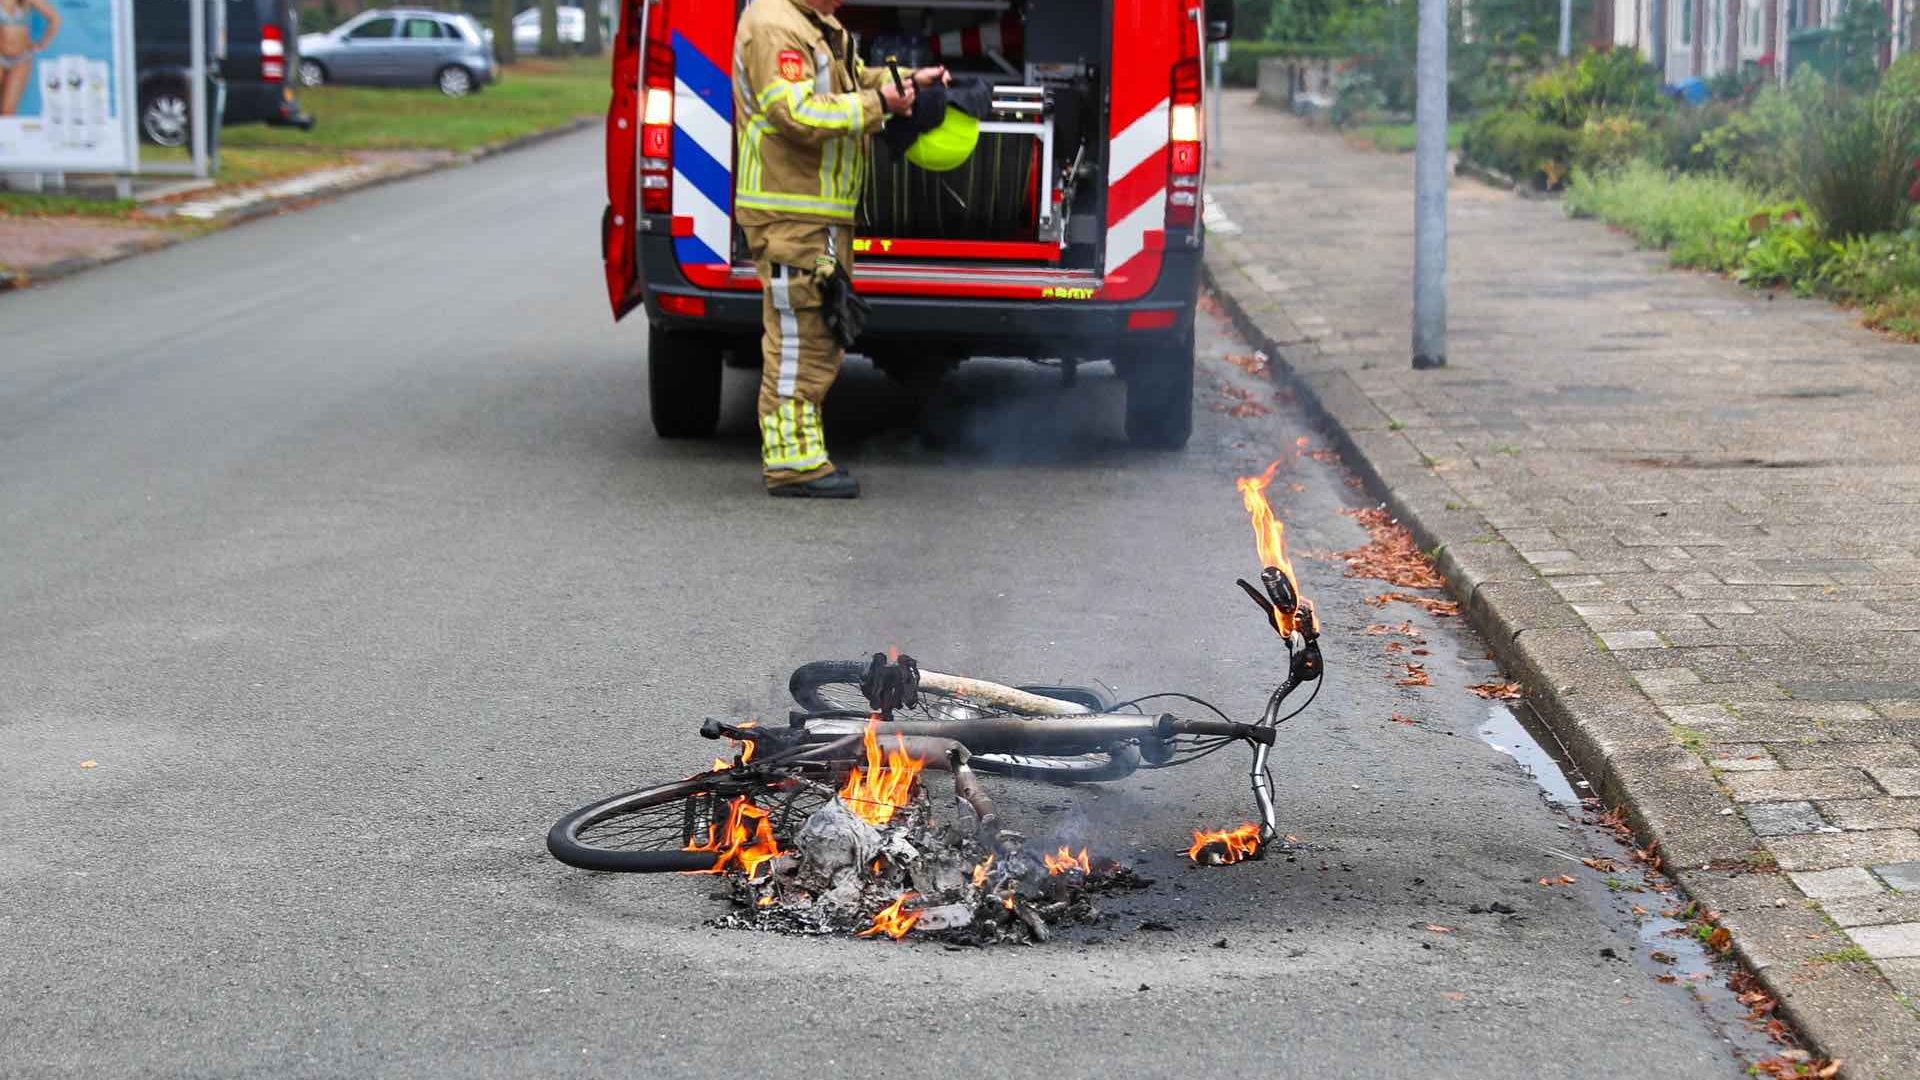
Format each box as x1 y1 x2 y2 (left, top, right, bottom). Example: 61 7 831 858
1236 577 1279 627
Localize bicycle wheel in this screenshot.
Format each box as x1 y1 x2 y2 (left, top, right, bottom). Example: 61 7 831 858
547 769 833 873
787 661 1141 783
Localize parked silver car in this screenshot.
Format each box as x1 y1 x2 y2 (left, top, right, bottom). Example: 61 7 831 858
297 9 496 97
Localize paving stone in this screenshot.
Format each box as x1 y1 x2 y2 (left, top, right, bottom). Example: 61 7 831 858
1722 769 1879 803
1790 867 1888 900
1771 742 1920 770
1875 861 1920 892
1821 892 1920 927
1706 744 1778 771
1876 957 1920 996
1846 922 1920 959
1819 798 1920 831
1743 801 1828 836
1599 630 1664 650
1767 830 1920 871
1869 767 1920 796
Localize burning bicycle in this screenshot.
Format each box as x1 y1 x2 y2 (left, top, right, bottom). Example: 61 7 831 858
546 462 1324 941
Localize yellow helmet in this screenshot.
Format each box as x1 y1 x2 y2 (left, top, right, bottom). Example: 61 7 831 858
904 106 979 173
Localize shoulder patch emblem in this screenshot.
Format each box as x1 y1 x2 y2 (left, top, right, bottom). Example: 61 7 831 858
777 49 806 82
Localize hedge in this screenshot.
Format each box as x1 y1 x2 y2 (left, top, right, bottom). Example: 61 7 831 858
1219 40 1348 87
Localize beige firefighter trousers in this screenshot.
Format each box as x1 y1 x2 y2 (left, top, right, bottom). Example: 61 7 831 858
744 219 855 488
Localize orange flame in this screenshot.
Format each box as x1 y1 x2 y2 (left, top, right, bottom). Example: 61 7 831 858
970 854 995 888
1042 845 1091 876
711 737 757 773
1187 822 1265 865
837 717 926 827
1237 460 1311 635
684 795 784 878
859 893 922 939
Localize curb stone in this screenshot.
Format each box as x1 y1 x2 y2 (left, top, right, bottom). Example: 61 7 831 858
1203 236 1920 1079
0 116 597 296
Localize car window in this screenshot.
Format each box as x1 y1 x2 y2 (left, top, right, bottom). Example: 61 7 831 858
402 19 442 39
346 16 396 40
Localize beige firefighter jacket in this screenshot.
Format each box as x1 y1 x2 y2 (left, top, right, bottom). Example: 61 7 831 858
732 0 892 224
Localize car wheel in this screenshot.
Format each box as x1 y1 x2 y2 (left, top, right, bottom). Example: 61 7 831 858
1120 323 1195 450
297 59 326 88
648 325 724 438
140 86 190 148
436 65 474 98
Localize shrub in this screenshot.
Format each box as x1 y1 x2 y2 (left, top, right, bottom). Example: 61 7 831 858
1464 107 1577 188
1690 83 1805 192
1819 228 1920 298
1575 112 1658 174
1523 48 1663 127
1789 81 1920 239
1218 40 1347 88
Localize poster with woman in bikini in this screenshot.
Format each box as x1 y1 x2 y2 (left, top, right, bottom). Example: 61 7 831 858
0 0 133 171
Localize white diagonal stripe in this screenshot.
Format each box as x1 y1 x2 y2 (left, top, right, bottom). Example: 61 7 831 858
672 167 732 262
674 76 732 159
1108 98 1170 183
1104 190 1162 274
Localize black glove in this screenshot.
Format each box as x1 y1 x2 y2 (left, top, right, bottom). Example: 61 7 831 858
819 258 869 349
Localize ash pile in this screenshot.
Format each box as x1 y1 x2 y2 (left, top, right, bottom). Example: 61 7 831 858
711 789 1149 944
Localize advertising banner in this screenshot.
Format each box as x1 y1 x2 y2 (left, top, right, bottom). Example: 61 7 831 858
0 0 134 172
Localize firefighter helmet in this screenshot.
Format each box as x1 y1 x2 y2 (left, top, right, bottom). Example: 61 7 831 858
905 106 979 173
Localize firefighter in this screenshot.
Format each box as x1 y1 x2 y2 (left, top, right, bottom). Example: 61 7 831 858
733 0 942 498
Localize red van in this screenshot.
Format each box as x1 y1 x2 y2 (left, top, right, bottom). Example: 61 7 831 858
601 0 1228 448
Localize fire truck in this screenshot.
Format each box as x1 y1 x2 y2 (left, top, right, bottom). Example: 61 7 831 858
600 0 1231 449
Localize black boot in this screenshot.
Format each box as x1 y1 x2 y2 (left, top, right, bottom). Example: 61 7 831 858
768 469 860 499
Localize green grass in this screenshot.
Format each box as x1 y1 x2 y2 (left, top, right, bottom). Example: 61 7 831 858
1563 160 1762 271
141 146 355 186
1810 944 1871 964
224 56 606 153
1351 121 1464 153
0 192 140 219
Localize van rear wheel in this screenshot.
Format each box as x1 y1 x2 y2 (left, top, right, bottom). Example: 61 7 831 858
1121 324 1195 450
648 325 724 438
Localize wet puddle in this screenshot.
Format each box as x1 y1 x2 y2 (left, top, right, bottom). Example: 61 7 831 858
1472 700 1785 1067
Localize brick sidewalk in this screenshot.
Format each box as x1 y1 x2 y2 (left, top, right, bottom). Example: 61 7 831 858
1204 91 1920 1073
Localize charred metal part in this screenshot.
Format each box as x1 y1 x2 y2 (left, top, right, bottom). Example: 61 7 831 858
1236 577 1280 632
860 652 920 719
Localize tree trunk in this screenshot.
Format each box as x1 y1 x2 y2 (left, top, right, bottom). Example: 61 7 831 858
540 0 561 56
583 0 605 54
491 0 516 64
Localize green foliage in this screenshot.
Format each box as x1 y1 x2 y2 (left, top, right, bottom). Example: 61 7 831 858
1819 228 1920 298
1787 78 1920 240
1523 49 1663 127
1689 83 1805 191
1331 69 1387 124
1734 206 1825 289
1574 112 1658 175
1832 0 1891 92
1463 107 1577 188
1563 160 1759 270
1217 40 1346 87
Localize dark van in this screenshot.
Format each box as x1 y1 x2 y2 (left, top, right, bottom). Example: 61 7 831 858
135 0 313 147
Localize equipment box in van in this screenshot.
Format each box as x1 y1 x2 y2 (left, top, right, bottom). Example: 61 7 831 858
602 0 1229 449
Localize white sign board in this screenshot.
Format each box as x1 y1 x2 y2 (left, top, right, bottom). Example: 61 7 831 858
0 0 136 172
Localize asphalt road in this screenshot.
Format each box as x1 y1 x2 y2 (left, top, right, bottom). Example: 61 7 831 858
3 131 1761 1079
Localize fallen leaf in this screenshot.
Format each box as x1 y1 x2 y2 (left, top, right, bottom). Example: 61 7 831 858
1707 926 1732 952
1337 507 1447 589
1440 990 1466 1001
1365 592 1461 616
79 760 98 769
1389 712 1419 725
1581 857 1619 872
1650 951 1676 964
1558 874 1576 885
1394 662 1431 687
1424 924 1456 934
1468 681 1524 700
1224 351 1270 377
1655 973 1677 984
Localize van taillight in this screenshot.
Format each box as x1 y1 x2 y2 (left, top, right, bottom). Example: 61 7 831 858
1167 54 1201 229
261 23 286 83
640 0 673 214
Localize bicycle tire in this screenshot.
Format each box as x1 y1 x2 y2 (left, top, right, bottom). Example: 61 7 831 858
547 770 831 873
787 661 1140 783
